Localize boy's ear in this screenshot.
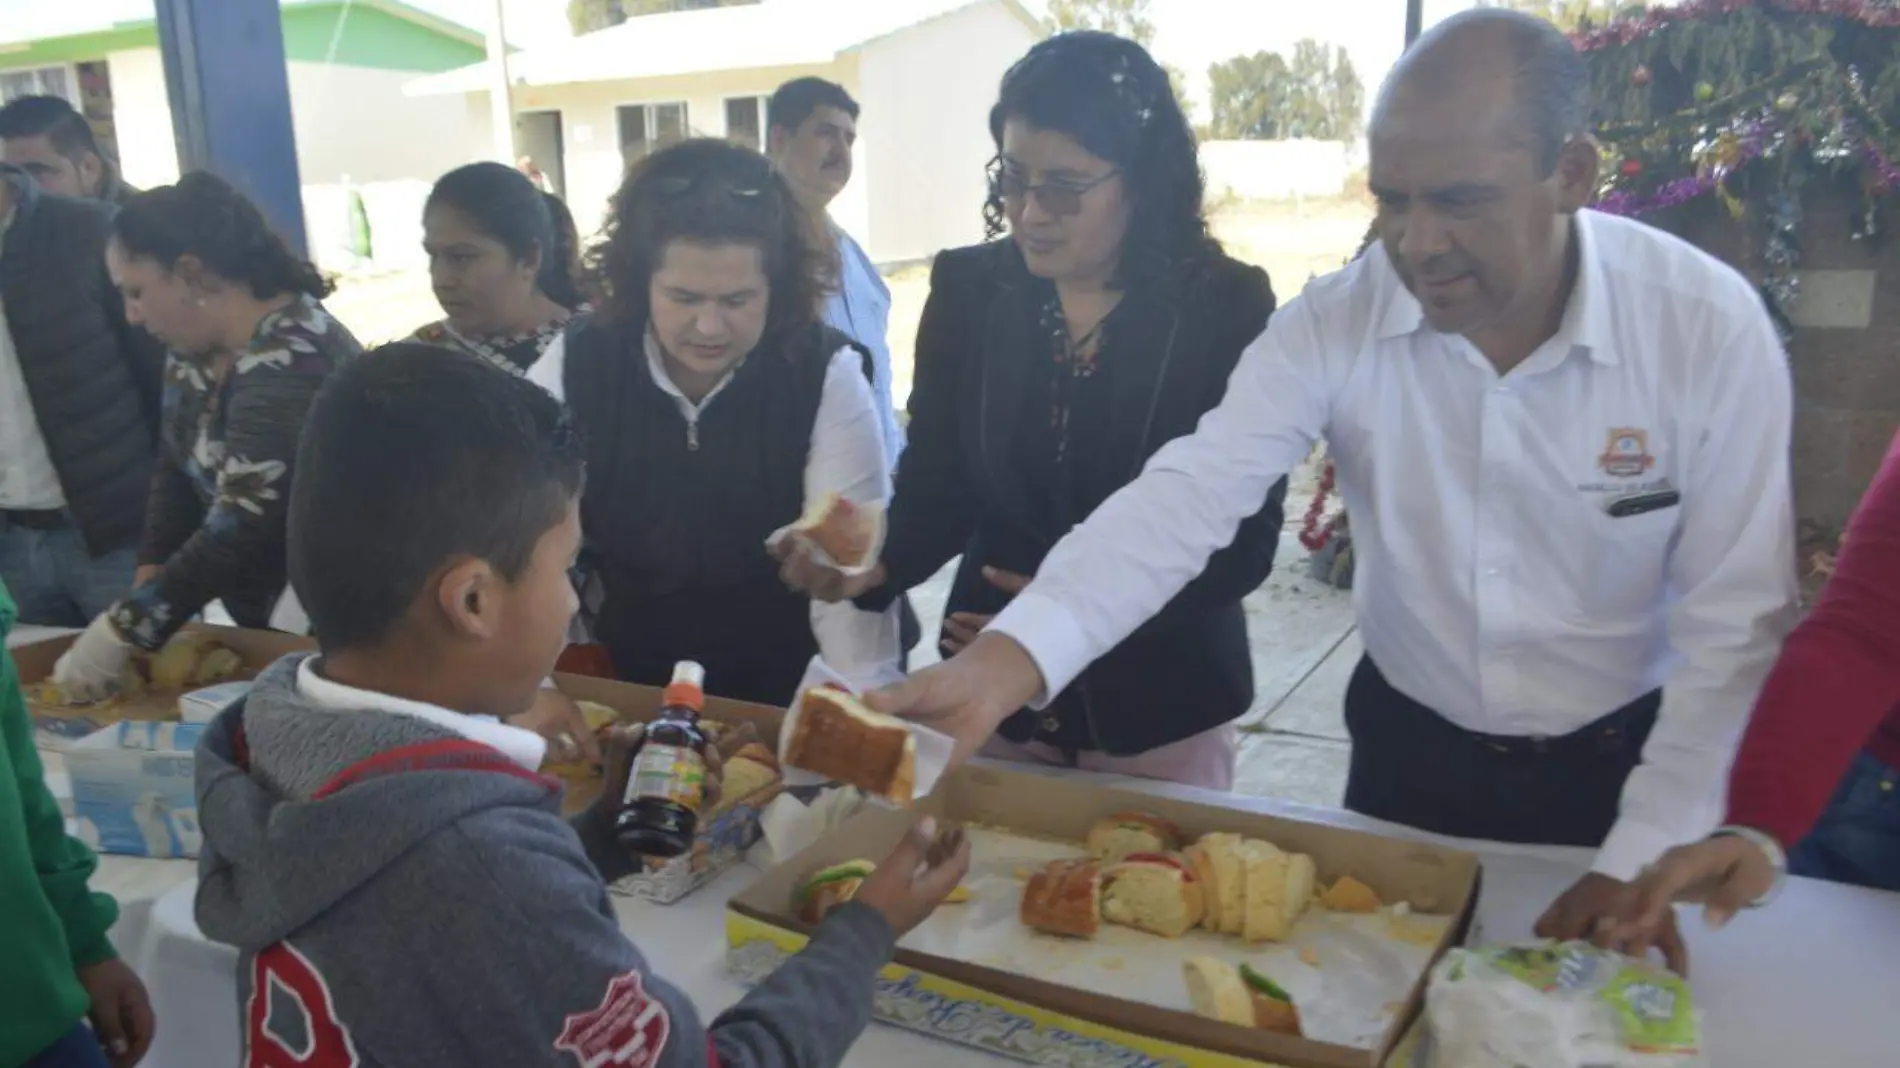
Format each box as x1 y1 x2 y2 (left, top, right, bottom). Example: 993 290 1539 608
436 557 503 641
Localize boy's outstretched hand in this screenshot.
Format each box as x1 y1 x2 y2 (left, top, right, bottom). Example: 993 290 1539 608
511 688 605 766
853 816 971 938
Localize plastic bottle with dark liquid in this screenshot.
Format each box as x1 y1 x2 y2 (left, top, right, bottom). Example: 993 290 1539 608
614 661 709 858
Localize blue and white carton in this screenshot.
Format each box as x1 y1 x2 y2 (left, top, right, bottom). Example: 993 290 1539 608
66 721 205 858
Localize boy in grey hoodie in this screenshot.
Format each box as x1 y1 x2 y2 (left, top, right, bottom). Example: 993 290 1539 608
192 344 970 1068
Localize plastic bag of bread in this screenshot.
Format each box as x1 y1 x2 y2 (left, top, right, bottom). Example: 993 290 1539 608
1425 943 1705 1068
766 492 886 574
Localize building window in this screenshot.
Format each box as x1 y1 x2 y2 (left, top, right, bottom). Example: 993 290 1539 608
616 102 688 166
724 96 768 151
0 65 75 105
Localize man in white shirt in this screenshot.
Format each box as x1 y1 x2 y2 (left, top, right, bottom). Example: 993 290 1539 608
766 77 903 466
868 9 1799 956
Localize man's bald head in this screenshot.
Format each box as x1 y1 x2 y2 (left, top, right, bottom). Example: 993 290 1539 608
1376 8 1588 176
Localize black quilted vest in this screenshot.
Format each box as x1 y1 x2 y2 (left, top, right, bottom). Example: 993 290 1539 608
0 169 159 555
562 316 867 705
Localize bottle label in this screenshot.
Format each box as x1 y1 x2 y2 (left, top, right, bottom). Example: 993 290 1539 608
626 743 705 813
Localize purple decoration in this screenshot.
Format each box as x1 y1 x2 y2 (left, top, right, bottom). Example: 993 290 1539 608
1866 140 1900 189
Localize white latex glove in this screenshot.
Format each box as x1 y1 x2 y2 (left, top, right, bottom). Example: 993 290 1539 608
53 612 135 702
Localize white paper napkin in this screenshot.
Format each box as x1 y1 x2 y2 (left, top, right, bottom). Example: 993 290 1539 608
778 656 955 806
755 785 869 865
764 498 887 578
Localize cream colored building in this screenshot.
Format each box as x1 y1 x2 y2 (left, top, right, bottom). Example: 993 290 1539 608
0 0 490 271
407 0 1046 265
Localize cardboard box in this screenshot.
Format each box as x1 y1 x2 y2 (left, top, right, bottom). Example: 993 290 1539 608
16 624 312 750
725 765 1481 1068
14 626 790 904
66 721 207 858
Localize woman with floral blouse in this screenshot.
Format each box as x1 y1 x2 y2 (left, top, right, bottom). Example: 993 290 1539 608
407 161 588 374
52 172 362 700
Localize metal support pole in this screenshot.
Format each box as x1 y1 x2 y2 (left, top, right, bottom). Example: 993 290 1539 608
1406 0 1425 46
487 0 517 164
153 0 307 252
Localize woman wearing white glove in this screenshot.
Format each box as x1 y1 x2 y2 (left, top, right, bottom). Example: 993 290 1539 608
53 174 362 701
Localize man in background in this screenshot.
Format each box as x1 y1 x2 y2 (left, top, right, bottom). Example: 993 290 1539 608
0 165 160 626
767 77 903 466
0 96 133 204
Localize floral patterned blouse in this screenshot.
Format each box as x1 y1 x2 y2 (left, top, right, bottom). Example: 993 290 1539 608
406 305 584 375
111 294 362 650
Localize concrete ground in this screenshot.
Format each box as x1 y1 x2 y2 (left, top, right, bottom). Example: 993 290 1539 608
905 452 1359 809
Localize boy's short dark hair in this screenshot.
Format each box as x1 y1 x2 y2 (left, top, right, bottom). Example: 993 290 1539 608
289 344 585 650
767 77 859 134
0 95 104 160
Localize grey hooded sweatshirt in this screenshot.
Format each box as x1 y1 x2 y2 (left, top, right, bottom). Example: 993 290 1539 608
194 654 895 1068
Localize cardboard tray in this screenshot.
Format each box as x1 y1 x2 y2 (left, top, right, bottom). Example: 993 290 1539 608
725 764 1481 1068
13 626 790 903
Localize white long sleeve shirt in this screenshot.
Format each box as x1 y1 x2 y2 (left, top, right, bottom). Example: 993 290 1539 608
990 209 1800 881
529 332 902 685
822 225 903 466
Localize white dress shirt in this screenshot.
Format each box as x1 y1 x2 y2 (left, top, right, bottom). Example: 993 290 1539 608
0 207 68 511
823 225 903 466
530 332 902 683
297 656 548 771
991 210 1800 880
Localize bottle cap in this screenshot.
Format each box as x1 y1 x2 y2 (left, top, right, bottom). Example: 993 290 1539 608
662 660 706 711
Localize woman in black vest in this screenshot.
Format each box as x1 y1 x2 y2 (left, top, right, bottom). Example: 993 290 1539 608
408 161 588 374
780 32 1285 788
527 139 898 705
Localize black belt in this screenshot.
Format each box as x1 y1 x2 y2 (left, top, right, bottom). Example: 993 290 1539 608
1 508 67 531
1459 691 1661 759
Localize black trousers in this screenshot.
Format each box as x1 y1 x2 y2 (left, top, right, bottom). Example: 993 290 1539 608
1342 656 1660 847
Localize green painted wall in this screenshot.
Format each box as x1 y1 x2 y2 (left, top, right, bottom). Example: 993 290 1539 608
0 4 482 76
0 27 153 68
281 6 484 72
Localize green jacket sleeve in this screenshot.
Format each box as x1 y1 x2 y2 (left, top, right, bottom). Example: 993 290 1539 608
2 644 120 966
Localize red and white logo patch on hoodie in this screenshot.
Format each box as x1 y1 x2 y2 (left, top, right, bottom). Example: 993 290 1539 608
555 971 672 1068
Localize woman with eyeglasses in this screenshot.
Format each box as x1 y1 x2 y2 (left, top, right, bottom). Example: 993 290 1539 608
408 161 588 374
527 138 899 704
778 31 1286 788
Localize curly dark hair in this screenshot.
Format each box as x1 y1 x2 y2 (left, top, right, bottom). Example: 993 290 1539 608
984 31 1221 297
113 171 331 299
586 139 834 346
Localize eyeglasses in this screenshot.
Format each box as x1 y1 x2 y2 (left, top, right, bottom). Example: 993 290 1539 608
653 173 766 199
995 164 1119 218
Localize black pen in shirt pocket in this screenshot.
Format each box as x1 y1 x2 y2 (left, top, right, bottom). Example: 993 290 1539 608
1604 490 1681 518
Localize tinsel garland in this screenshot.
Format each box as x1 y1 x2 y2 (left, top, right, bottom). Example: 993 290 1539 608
1578 0 1899 340
1572 0 1900 52
1299 460 1339 552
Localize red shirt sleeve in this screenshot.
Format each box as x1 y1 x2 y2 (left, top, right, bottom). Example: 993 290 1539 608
1728 430 1900 847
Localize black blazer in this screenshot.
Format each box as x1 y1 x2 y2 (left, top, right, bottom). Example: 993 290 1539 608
862 240 1287 756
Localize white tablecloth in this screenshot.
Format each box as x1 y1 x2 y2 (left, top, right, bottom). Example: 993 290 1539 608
91 764 1900 1068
